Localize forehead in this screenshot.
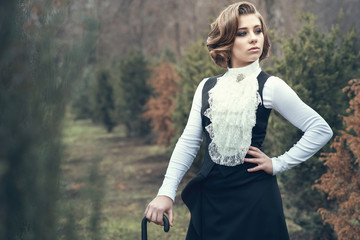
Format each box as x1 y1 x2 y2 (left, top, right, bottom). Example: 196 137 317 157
237 14 261 28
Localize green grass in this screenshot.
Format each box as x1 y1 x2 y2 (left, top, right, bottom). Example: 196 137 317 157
60 116 194 239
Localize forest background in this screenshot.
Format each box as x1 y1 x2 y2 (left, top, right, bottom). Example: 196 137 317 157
1 0 360 239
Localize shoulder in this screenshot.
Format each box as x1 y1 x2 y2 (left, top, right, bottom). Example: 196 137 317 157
257 71 286 85
258 71 272 80
198 77 210 89
205 74 224 84
262 75 297 108
193 77 210 97
264 75 291 90
199 74 223 92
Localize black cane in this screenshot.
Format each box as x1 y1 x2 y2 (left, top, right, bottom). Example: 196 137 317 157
141 215 170 240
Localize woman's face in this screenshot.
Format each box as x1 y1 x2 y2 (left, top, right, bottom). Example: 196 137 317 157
230 14 264 68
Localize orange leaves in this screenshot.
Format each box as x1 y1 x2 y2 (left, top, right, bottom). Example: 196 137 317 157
314 79 360 240
343 79 360 164
143 62 179 146
115 183 126 191
70 183 85 191
318 207 360 240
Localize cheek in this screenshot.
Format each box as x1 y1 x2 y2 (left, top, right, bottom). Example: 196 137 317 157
260 36 265 49
232 38 245 52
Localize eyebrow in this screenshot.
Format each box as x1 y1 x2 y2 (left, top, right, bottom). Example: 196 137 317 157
237 24 261 30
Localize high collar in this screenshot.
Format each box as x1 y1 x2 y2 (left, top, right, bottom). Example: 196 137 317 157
224 59 261 79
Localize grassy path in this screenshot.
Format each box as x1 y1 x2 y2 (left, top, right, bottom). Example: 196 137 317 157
61 118 195 239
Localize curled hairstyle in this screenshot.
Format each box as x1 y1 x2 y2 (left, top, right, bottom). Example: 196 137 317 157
207 2 270 68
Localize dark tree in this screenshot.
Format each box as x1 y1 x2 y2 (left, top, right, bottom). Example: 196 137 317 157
116 50 152 137
93 67 116 132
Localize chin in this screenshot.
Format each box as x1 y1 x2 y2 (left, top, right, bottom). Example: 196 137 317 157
247 58 258 63
250 55 261 62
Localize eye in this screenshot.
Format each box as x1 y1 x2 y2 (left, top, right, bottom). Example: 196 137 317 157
237 31 247 37
255 28 263 34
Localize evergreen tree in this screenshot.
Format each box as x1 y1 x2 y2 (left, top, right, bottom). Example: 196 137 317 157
116 50 152 137
314 79 360 240
71 67 96 120
143 62 179 146
70 15 101 120
159 45 177 64
171 40 225 170
92 67 116 133
264 13 360 239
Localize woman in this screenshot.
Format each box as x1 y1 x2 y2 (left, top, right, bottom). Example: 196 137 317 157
144 2 333 239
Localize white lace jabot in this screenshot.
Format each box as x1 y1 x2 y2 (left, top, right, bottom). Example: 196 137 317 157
204 60 262 166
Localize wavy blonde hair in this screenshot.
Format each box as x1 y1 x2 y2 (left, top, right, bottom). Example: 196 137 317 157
207 2 270 68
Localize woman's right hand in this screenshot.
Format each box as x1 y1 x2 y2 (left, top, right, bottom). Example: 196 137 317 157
144 195 174 227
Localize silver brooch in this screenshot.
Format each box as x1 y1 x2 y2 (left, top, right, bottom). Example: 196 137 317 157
236 73 246 82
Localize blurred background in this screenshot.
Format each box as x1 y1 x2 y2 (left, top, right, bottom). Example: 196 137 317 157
1 0 359 239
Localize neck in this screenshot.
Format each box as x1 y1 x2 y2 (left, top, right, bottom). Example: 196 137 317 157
230 59 258 69
226 59 261 78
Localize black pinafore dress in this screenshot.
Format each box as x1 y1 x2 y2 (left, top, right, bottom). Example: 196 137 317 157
181 72 289 240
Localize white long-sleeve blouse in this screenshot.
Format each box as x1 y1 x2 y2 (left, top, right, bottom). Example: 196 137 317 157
157 72 333 201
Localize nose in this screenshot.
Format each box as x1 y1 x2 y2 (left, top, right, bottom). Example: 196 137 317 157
249 32 258 43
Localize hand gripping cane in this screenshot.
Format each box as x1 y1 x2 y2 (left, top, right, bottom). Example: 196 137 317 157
141 215 170 240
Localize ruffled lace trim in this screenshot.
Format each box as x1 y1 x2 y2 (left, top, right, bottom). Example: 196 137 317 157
204 64 262 166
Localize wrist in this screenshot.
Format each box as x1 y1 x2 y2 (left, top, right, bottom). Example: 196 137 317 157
157 194 174 203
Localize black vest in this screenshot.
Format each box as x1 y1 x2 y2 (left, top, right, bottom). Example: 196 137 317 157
199 71 272 177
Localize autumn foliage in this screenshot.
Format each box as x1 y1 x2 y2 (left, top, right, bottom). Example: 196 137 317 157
143 62 179 146
314 79 360 240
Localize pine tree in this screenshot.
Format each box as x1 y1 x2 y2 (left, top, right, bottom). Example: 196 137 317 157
143 62 179 146
116 50 152 137
264 13 360 238
71 67 96 120
70 15 101 120
171 40 225 170
313 79 360 240
92 67 116 133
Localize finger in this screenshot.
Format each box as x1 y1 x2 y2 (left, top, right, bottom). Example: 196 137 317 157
249 146 264 154
248 146 259 151
247 165 263 172
244 157 260 164
156 210 164 226
150 210 158 224
153 211 159 224
144 204 150 216
243 158 252 163
248 146 262 153
246 150 262 158
168 208 174 227
147 207 159 224
145 210 153 223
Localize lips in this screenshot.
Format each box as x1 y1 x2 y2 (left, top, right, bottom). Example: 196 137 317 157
249 47 260 52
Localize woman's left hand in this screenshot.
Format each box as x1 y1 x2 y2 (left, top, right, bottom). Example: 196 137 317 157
244 146 273 175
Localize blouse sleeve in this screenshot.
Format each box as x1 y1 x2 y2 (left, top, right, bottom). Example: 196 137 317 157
262 76 333 175
157 78 207 201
